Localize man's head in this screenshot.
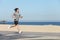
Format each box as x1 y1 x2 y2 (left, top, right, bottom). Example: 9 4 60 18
14 8 19 13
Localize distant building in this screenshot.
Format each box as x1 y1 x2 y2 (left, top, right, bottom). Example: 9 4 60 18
0 20 6 24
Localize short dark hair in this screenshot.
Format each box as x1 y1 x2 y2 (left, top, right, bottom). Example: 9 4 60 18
14 8 19 12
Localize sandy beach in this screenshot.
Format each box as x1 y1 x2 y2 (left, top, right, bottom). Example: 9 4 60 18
0 24 60 32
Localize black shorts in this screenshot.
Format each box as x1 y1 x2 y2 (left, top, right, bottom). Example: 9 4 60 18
14 19 18 25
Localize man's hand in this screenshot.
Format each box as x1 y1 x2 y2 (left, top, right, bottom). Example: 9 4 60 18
20 16 23 18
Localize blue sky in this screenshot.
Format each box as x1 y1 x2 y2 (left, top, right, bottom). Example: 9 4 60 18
0 0 60 22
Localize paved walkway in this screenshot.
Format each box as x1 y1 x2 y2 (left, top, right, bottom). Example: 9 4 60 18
0 31 60 40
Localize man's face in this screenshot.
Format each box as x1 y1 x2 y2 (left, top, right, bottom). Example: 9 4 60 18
17 9 19 13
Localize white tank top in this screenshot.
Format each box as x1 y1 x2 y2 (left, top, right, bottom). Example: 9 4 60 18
14 13 20 21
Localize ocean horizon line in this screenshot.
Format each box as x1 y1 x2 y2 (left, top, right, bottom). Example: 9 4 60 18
0 22 60 25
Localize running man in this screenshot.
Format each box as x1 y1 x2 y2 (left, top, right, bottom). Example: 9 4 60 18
8 8 23 34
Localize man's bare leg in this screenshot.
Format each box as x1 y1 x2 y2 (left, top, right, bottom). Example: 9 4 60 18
16 25 22 34
8 25 16 29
